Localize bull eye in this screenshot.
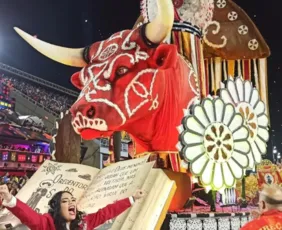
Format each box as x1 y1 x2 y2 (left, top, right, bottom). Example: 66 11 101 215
115 66 129 78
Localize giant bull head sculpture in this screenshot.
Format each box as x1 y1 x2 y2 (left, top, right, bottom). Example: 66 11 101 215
14 0 198 153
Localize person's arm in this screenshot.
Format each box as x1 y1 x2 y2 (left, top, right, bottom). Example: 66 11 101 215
3 196 48 230
85 197 135 229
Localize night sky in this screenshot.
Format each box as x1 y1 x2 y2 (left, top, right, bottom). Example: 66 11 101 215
0 0 280 151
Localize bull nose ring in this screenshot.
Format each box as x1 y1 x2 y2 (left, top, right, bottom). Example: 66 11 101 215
86 106 95 119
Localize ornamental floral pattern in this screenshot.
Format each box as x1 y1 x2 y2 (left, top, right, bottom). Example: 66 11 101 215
220 77 269 169
141 0 214 29
180 98 250 190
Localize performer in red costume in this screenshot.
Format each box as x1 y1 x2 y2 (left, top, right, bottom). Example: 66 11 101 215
241 184 282 229
0 184 144 230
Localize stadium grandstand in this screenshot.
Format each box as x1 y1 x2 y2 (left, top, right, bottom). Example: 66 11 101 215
0 62 78 131
0 63 70 200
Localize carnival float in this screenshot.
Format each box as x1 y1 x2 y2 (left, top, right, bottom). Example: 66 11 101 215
12 0 274 229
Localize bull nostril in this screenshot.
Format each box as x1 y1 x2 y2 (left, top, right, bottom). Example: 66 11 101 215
86 106 95 119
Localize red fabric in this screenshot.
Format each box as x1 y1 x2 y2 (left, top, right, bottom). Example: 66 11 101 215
257 165 282 189
70 25 197 154
169 153 179 172
241 210 282 229
7 198 132 230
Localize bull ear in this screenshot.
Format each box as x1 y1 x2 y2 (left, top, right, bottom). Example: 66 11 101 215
152 44 178 69
71 72 83 90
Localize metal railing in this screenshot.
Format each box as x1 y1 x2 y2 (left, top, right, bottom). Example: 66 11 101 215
0 62 79 97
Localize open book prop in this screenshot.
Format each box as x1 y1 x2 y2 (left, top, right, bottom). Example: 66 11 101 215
0 156 176 230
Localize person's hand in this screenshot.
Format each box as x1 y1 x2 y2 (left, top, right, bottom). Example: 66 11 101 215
250 209 261 219
0 184 12 203
133 190 144 200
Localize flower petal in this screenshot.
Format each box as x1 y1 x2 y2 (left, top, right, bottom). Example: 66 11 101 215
250 89 259 107
220 89 234 104
233 126 249 141
222 162 235 187
233 141 250 154
227 80 239 103
184 145 205 162
191 154 208 175
203 99 215 122
223 104 235 126
228 114 243 132
247 153 255 169
255 137 267 155
250 142 262 164
257 114 269 128
214 99 224 122
193 106 210 127
201 161 214 185
257 127 269 142
235 78 244 101
254 101 265 116
183 131 203 145
228 158 243 179
212 163 224 189
232 151 249 168
244 81 252 102
184 116 205 135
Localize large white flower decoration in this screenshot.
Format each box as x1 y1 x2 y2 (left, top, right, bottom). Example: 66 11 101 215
180 98 250 190
220 77 269 169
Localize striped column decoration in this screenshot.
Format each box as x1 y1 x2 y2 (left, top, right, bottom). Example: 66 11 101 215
227 60 235 77
204 59 210 95
237 60 242 77
210 58 216 94
223 60 227 80
253 59 260 90
243 60 251 81
258 58 269 119
214 57 222 91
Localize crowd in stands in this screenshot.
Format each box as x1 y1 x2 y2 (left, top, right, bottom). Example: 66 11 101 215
0 74 76 114
0 172 29 196
0 144 49 154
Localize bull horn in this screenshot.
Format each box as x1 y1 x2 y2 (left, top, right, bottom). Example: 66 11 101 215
14 27 87 67
145 0 174 44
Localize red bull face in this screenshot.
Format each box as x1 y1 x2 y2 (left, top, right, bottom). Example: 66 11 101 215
70 27 178 140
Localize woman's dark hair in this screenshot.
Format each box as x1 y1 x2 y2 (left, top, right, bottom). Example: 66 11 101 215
48 191 84 230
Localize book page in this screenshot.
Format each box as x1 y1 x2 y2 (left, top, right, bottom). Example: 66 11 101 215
109 161 155 230
15 160 99 214
115 170 175 230
116 169 162 230
133 174 175 229
78 155 151 213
